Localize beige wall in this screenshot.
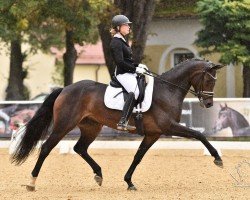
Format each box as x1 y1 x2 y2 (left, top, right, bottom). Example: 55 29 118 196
0 48 56 100
24 53 56 98
203 53 227 97
0 17 244 99
0 42 243 100
143 18 244 98
0 42 111 100
74 64 110 84
144 44 243 98
144 45 168 73
0 51 10 99
235 65 243 97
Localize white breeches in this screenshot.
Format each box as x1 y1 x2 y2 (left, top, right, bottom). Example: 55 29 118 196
116 73 139 100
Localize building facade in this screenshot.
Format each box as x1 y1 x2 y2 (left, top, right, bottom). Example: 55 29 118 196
144 17 243 98
0 18 243 100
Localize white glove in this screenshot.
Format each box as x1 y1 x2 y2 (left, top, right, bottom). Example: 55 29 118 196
138 63 148 70
136 66 147 74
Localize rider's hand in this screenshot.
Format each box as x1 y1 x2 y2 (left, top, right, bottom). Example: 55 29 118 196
136 66 147 74
138 63 148 70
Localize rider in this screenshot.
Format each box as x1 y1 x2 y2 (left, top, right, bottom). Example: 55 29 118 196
110 15 147 131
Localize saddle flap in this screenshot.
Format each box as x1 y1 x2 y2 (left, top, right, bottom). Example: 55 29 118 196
104 74 154 113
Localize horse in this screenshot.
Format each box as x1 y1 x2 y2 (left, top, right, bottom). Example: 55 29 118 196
213 104 250 137
11 58 224 191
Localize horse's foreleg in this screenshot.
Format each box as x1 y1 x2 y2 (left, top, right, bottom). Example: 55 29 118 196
124 134 160 191
169 123 223 168
74 121 103 186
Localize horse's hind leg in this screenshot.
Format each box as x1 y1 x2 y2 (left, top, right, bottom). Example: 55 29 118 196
26 126 72 191
73 118 103 186
169 122 223 168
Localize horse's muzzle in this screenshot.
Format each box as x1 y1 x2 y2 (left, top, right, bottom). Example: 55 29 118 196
204 99 213 108
205 102 213 108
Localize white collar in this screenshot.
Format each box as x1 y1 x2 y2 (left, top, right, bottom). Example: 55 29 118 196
114 33 126 42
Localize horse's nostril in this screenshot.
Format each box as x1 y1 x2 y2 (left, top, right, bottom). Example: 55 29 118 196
206 102 213 108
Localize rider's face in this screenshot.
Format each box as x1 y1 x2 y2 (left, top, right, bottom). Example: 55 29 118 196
119 24 130 36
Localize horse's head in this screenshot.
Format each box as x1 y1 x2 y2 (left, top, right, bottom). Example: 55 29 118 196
191 60 224 108
213 103 250 135
213 104 231 133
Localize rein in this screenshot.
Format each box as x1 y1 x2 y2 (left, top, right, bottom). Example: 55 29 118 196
144 68 216 99
144 70 198 97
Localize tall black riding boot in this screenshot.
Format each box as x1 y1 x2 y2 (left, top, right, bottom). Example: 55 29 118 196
117 92 136 131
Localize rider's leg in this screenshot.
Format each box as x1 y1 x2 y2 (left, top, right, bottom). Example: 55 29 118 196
116 73 139 99
116 73 139 131
117 92 136 131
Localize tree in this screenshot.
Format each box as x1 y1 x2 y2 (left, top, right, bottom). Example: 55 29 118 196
98 0 156 76
0 0 105 99
97 2 117 76
0 0 47 100
195 0 250 97
127 0 156 64
45 0 100 86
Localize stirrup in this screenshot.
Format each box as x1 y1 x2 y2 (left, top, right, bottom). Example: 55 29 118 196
117 122 136 131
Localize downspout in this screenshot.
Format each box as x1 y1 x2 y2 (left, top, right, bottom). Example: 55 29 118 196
226 63 235 97
95 65 101 82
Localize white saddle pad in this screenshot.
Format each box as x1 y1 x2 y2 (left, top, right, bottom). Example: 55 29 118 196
104 75 154 113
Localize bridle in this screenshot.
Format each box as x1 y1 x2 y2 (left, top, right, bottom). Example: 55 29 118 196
144 64 217 106
194 68 217 106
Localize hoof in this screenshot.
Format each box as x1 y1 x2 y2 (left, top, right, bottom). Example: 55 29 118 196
94 175 103 186
214 159 223 168
26 185 35 191
127 185 137 191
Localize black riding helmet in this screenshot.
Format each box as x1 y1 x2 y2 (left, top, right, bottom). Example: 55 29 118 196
112 15 132 28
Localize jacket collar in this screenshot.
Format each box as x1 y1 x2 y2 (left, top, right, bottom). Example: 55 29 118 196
113 33 130 47
114 33 126 42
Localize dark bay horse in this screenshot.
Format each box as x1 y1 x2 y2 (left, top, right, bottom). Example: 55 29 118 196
213 104 250 137
12 59 224 191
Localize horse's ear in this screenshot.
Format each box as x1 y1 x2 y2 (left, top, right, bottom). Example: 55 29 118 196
225 103 228 108
212 64 224 70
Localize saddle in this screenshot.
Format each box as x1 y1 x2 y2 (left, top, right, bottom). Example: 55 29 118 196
110 75 147 135
110 75 146 106
104 73 154 135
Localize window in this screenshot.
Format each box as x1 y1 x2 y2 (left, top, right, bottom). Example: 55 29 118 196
171 49 194 67
174 53 194 66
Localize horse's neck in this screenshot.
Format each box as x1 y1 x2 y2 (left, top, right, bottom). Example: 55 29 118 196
234 127 250 136
160 64 192 98
228 109 249 132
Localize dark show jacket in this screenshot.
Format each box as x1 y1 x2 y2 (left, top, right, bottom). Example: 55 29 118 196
110 37 138 75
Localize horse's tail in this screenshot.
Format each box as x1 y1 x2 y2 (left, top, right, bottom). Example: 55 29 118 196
11 88 63 165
